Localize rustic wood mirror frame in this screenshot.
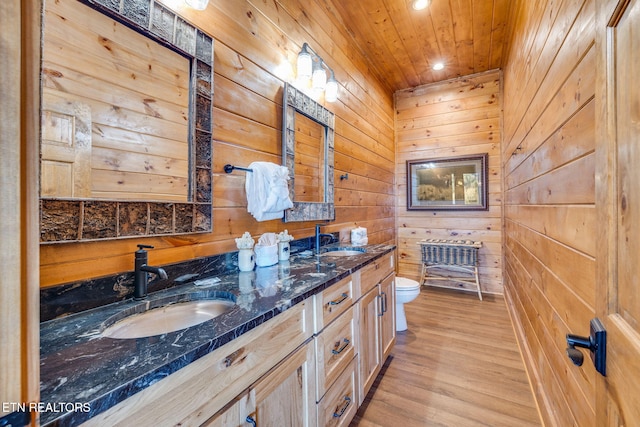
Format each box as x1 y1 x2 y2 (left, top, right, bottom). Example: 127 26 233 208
40 0 213 243
282 83 335 222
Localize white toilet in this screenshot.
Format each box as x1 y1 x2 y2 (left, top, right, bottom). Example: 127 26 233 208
395 277 421 332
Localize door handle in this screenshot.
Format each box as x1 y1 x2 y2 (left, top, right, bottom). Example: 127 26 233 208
565 318 606 376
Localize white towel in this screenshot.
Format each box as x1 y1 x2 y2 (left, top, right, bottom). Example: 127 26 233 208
245 162 293 221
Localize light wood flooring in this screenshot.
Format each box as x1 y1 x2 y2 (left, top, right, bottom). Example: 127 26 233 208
351 287 541 427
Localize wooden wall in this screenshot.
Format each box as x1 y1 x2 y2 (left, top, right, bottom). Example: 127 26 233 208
40 0 396 287
501 0 596 425
395 69 503 295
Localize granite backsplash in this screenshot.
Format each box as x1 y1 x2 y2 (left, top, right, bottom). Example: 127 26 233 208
40 234 335 322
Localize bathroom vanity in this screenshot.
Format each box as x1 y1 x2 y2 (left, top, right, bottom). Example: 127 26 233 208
40 245 396 426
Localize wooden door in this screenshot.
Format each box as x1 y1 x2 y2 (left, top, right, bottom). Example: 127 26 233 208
596 0 640 424
40 94 92 198
0 1 40 425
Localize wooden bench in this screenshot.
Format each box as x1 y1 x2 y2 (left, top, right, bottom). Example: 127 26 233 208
418 239 483 300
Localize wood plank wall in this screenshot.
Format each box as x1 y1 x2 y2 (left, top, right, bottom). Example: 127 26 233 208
40 0 396 287
395 69 503 295
501 0 596 425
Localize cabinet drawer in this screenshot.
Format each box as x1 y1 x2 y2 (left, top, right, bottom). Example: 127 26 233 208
81 300 313 427
315 305 356 400
314 275 354 331
317 356 358 427
358 252 394 296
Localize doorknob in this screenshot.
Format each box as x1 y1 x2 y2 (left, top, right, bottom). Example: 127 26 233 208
566 318 607 376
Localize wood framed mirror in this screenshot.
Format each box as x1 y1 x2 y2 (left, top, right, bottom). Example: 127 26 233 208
39 0 213 243
282 83 335 222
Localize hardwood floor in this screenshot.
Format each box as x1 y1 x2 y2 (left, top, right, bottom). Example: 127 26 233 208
351 287 541 427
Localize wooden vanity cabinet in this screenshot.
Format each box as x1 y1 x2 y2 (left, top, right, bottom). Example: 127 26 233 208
204 340 316 427
355 252 396 405
80 251 395 427
81 299 313 427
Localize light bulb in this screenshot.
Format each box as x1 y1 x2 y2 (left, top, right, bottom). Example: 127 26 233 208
325 77 338 102
432 62 444 70
297 45 312 80
312 66 327 91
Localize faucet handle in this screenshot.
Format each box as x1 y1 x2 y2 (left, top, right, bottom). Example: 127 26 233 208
137 244 154 251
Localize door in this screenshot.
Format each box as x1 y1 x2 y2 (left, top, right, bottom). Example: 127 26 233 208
1 1 40 426
596 0 640 424
40 95 92 198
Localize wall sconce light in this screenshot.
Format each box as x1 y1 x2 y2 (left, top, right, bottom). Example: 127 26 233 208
184 0 209 10
296 43 338 102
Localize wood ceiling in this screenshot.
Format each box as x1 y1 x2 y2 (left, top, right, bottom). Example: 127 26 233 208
327 0 512 93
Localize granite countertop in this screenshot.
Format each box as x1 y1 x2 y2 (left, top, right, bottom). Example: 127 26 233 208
40 244 395 426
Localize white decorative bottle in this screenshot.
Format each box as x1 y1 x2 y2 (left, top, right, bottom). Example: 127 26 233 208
235 232 255 272
238 248 255 272
277 230 294 262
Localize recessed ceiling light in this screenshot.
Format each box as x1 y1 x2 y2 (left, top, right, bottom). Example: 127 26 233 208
412 0 429 10
432 62 444 71
184 0 209 10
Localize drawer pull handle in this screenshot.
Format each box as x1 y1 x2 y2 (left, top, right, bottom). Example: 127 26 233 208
332 338 350 355
333 396 352 418
377 294 384 317
328 293 349 308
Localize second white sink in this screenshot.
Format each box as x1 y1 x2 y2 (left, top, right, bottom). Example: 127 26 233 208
320 247 367 257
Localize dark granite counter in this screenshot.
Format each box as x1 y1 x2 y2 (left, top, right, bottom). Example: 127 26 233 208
39 244 395 426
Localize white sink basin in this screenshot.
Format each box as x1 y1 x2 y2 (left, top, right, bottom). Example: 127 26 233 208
320 248 367 257
101 299 235 339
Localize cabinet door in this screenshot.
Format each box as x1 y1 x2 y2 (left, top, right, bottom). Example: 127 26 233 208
202 393 252 427
248 340 317 427
379 274 396 361
357 285 381 405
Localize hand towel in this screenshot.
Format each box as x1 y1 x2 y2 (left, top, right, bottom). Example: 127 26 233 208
245 162 293 221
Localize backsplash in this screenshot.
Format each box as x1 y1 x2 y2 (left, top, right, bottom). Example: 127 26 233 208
40 234 335 321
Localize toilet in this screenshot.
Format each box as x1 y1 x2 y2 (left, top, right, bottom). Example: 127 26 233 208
395 277 421 332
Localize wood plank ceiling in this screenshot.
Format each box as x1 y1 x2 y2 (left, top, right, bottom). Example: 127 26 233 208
326 0 512 92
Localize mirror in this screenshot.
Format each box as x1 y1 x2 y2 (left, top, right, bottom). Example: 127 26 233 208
40 0 214 243
292 112 325 203
282 83 335 222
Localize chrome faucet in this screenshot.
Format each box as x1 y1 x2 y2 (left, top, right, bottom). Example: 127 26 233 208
315 224 336 254
134 244 168 300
